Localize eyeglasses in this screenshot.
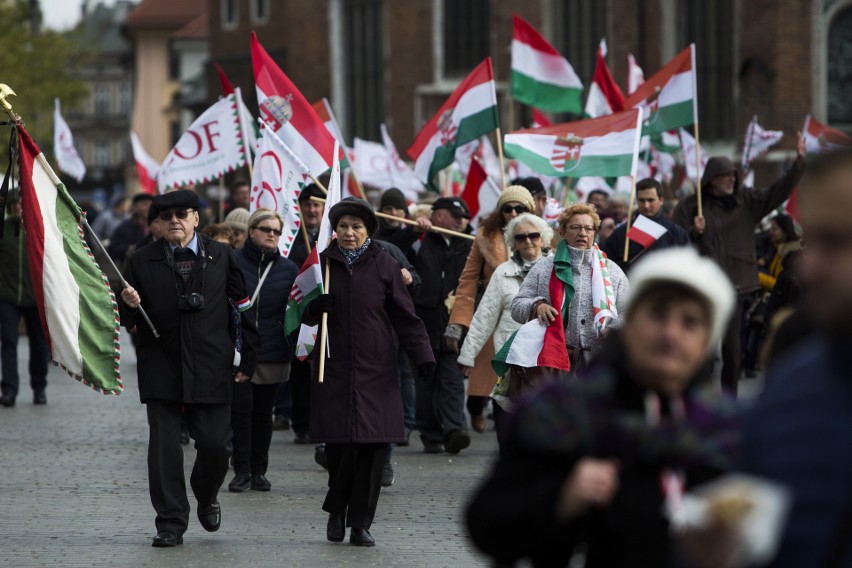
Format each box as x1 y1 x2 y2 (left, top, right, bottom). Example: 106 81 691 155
514 232 542 242
255 226 283 236
501 205 529 214
567 224 596 234
157 208 194 221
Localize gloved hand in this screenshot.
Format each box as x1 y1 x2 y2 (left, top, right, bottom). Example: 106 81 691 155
308 294 334 317
444 323 464 354
418 362 436 380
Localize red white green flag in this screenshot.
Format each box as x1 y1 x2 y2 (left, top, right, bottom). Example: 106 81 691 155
130 131 159 195
584 39 625 118
17 125 122 395
252 33 337 177
461 157 500 227
511 14 583 114
407 58 498 187
504 109 643 178
623 44 697 135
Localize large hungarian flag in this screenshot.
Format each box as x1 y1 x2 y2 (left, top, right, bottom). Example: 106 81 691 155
623 44 697 135
584 39 625 118
504 109 643 178
252 33 336 177
17 125 122 395
511 15 583 114
407 58 498 187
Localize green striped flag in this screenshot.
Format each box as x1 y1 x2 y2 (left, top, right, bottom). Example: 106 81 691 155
17 125 122 394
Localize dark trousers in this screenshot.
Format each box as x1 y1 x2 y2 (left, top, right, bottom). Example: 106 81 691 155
493 403 510 454
323 443 388 529
398 349 416 435
0 301 49 397
416 351 466 444
466 395 489 417
231 381 279 475
721 296 746 396
286 358 312 436
146 401 232 535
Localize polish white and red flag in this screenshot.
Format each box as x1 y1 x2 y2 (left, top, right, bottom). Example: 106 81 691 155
627 214 668 248
129 132 159 195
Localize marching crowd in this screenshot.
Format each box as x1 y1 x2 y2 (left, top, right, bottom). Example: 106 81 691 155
3 133 852 567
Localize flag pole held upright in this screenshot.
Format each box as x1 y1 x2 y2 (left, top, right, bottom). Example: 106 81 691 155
690 45 702 218
495 127 507 190
623 176 637 263
317 259 331 384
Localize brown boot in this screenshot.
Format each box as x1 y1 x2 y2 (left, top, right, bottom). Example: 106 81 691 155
471 414 486 433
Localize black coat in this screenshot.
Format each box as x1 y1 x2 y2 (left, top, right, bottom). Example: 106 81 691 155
236 238 299 364
304 240 434 444
120 234 258 404
411 228 473 352
287 226 319 269
602 210 691 272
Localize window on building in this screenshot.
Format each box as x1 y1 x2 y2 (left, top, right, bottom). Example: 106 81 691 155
554 0 607 99
443 0 490 79
251 0 269 24
678 0 736 141
829 7 852 125
94 84 110 115
222 0 239 29
94 139 110 167
119 83 132 115
343 0 384 140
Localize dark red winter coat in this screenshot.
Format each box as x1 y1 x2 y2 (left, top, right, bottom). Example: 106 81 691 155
305 240 434 444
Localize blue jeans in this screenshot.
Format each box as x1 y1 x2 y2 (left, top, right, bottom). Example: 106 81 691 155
0 301 49 397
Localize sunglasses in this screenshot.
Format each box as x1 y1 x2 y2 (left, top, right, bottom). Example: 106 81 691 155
502 205 529 214
514 232 542 242
255 226 283 237
157 208 193 221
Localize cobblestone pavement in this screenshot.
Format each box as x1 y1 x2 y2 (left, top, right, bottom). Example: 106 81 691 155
0 332 496 567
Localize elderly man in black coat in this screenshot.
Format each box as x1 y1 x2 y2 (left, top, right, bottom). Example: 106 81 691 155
119 189 258 548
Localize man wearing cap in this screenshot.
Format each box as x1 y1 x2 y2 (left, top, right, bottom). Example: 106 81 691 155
119 189 258 548
411 197 474 454
673 134 806 395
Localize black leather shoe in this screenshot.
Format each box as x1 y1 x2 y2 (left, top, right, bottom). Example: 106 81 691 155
250 474 271 491
228 472 251 493
444 430 470 455
326 513 345 542
197 501 221 532
33 390 46 405
349 527 375 547
0 394 15 407
152 530 183 547
314 446 329 470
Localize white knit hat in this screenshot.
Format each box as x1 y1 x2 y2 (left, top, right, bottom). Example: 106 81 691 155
625 248 735 353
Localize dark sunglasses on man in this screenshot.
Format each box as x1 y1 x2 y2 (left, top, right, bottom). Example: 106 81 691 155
157 208 194 222
514 232 541 242
501 204 529 214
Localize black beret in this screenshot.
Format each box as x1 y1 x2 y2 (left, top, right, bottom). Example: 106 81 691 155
298 183 326 203
132 192 154 204
151 189 199 216
329 197 379 235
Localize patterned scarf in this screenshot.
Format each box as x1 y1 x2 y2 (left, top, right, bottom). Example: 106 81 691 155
591 243 617 335
511 249 547 278
551 240 575 319
339 238 371 266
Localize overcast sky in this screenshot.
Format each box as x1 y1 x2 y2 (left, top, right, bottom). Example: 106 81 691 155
41 0 121 31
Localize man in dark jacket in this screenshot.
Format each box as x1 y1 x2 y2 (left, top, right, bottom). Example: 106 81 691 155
603 177 691 271
672 134 806 394
119 190 258 548
374 187 432 256
108 193 153 264
412 198 474 454
0 196 49 407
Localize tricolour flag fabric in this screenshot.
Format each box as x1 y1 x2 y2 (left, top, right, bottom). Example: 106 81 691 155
252 32 337 176
407 58 498 187
249 124 309 257
380 124 423 201
584 39 625 118
532 109 552 128
129 131 159 195
214 65 259 156
53 99 86 183
679 127 707 180
284 141 342 358
511 14 583 114
461 157 500 227
626 214 668 248
590 244 617 335
741 116 784 170
623 44 697 135
312 98 347 147
504 109 643 178
17 125 121 394
627 52 645 95
157 92 248 191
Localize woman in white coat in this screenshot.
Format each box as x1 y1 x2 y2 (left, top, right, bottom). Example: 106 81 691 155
458 213 553 447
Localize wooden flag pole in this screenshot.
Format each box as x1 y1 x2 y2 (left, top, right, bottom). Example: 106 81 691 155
494 127 508 190
622 176 637 263
317 259 331 383
693 122 703 218
309 174 329 195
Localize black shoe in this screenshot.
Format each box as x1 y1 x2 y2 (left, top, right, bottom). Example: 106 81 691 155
381 462 395 487
444 430 470 455
350 527 375 547
250 474 271 491
228 472 251 493
422 441 444 454
33 390 46 405
197 501 221 532
152 530 183 547
314 446 329 470
0 394 15 407
326 512 345 542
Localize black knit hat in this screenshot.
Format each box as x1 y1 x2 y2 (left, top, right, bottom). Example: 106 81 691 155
432 197 470 219
380 187 407 210
151 189 199 216
329 197 379 235
298 183 326 203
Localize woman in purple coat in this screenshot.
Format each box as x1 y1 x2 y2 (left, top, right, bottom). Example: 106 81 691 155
304 198 435 547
